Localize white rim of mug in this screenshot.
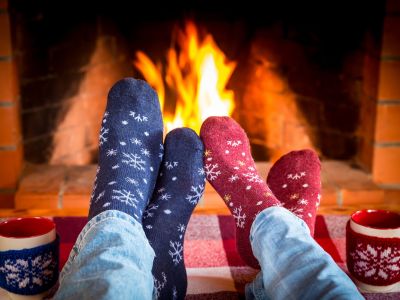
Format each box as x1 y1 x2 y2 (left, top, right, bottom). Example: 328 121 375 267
0 217 55 239
350 209 400 238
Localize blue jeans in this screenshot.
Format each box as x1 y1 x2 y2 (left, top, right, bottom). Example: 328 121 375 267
54 208 363 299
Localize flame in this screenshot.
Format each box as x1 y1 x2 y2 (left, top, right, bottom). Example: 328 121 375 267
134 21 236 133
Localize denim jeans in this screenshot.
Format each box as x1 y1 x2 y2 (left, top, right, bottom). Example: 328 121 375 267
54 210 154 300
54 208 363 300
245 207 363 300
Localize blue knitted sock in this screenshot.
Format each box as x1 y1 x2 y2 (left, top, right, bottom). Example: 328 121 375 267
143 128 205 300
88 78 164 222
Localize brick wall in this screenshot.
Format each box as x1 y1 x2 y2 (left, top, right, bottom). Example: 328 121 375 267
372 0 400 184
10 1 131 165
0 0 23 208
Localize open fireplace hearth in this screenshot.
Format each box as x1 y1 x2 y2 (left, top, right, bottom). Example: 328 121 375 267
0 0 399 211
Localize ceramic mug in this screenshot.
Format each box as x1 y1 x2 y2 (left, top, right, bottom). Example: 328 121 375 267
346 209 400 293
0 217 59 300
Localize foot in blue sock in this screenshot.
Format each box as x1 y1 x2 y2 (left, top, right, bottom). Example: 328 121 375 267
143 128 205 300
88 78 164 222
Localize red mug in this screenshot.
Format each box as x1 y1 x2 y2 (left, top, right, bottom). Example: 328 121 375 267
0 218 58 300
346 209 400 293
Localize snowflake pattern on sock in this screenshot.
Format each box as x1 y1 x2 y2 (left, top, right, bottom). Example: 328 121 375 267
88 79 163 222
267 149 321 236
200 116 281 269
143 128 205 300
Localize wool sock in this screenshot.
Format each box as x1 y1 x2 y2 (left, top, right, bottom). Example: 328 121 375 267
88 78 164 222
267 149 321 236
200 116 281 269
143 128 205 300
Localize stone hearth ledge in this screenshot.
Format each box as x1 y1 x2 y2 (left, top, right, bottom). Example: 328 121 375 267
12 162 400 216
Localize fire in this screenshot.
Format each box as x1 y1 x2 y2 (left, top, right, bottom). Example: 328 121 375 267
134 21 236 133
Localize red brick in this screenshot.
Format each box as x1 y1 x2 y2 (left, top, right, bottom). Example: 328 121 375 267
0 60 19 101
378 60 400 100
321 186 338 206
382 17 400 57
373 146 400 184
15 165 65 209
0 190 14 208
384 189 400 204
0 105 21 146
0 13 11 56
0 145 23 189
375 104 400 142
341 189 385 206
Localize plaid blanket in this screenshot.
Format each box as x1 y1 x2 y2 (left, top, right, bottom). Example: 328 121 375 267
53 215 399 299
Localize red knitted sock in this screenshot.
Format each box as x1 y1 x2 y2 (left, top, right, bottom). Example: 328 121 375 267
267 149 321 236
200 116 281 269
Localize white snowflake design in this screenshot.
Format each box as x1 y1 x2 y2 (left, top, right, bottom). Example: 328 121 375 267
99 126 109 146
350 244 400 281
168 241 183 265
242 172 263 183
172 286 178 300
198 168 205 176
103 111 109 121
228 174 239 182
112 164 119 170
287 172 306 180
159 144 164 160
159 193 172 201
154 272 167 300
106 149 117 156
131 137 142 146
111 189 138 208
233 206 246 228
125 177 139 186
227 140 242 147
157 187 166 194
136 189 144 200
129 111 148 122
177 224 186 233
185 184 205 205
165 161 178 170
204 163 221 181
298 198 308 205
0 252 57 290
94 190 105 203
122 153 146 171
143 204 159 219
288 207 304 218
141 148 151 157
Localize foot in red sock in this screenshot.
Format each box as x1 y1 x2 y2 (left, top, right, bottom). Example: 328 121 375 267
200 116 281 269
267 149 321 236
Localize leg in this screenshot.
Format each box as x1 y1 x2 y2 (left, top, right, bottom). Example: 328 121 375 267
200 116 281 268
245 207 363 300
143 128 205 299
54 211 154 300
55 78 164 299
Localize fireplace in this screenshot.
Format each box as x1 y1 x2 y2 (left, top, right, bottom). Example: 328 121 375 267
1 0 399 208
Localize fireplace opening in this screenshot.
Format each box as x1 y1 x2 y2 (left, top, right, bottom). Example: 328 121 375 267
8 0 385 164
1 0 399 209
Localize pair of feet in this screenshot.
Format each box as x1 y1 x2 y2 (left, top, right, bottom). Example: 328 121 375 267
88 78 321 300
